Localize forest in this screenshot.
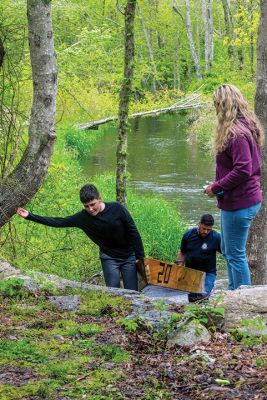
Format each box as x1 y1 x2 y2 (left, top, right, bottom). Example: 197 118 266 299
0 1 267 399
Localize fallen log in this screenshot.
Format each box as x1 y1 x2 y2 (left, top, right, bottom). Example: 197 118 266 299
76 94 204 130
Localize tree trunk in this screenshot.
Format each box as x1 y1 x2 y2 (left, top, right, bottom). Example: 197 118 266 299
221 0 233 58
184 0 203 80
207 0 213 64
247 0 267 284
0 38 5 67
116 0 136 205
137 5 157 93
0 0 57 227
201 0 213 71
249 0 254 76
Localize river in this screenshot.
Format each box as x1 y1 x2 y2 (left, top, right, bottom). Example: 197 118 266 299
83 112 220 227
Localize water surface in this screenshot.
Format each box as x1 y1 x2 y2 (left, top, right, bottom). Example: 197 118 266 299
83 113 220 227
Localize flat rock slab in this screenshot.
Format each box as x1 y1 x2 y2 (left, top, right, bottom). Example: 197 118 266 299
142 285 189 304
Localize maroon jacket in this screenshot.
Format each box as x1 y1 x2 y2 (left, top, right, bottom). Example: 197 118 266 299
211 116 263 211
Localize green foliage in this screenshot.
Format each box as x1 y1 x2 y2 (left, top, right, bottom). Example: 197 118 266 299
40 360 80 380
117 314 152 332
64 126 104 158
78 290 130 317
184 302 225 330
93 344 130 362
0 339 48 364
0 278 24 298
31 275 58 295
230 317 267 346
53 320 102 338
117 317 142 332
255 357 265 368
153 300 170 312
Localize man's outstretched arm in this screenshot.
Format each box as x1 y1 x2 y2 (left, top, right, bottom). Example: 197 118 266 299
16 208 80 228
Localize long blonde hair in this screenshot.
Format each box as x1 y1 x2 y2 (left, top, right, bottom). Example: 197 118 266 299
213 84 265 153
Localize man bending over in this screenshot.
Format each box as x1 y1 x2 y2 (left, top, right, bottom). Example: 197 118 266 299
17 184 145 291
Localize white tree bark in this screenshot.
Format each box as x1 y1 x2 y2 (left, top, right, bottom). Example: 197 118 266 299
247 0 267 284
202 0 213 71
184 0 203 80
137 5 158 92
207 0 213 63
221 0 233 57
0 0 57 227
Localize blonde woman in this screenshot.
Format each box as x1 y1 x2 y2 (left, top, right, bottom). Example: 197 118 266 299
205 84 264 290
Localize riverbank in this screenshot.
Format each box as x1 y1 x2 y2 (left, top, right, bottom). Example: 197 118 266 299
1 126 186 281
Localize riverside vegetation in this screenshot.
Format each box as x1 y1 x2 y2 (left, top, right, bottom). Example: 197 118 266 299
1 124 186 281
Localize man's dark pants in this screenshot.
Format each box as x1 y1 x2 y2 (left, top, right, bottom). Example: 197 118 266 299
100 252 138 291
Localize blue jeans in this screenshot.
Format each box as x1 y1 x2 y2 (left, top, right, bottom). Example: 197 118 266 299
100 252 138 291
220 202 261 290
205 272 216 294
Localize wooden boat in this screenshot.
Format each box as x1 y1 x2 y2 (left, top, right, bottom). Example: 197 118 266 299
137 258 205 293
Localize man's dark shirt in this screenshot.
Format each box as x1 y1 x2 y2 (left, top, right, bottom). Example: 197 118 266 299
180 227 221 274
26 202 145 259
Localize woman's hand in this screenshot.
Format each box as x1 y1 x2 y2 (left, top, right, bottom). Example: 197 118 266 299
204 184 216 197
17 208 29 218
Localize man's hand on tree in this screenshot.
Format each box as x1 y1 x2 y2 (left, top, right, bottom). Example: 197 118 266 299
17 208 29 218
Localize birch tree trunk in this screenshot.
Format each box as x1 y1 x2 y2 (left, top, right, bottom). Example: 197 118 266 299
221 0 233 57
207 0 213 64
184 0 203 80
137 5 157 93
201 0 210 71
247 0 267 284
116 0 136 205
0 0 57 227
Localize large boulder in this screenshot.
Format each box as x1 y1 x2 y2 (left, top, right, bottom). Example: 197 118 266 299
214 286 267 329
167 319 211 348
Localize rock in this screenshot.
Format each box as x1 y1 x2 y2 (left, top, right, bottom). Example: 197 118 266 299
142 285 189 305
0 261 21 278
167 319 211 348
54 335 65 341
127 309 175 332
237 324 267 338
2 260 267 335
48 295 81 311
214 286 267 329
4 275 40 292
189 350 216 364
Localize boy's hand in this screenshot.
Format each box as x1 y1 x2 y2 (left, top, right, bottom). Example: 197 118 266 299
17 208 29 218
